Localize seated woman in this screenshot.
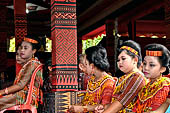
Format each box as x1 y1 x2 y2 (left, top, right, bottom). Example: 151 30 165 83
95 40 147 113
132 43 170 113
68 46 118 113
0 35 43 111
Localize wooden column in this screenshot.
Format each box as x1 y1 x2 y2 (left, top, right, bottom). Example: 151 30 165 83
51 0 78 112
0 1 8 72
128 20 136 40
105 19 118 76
14 0 27 46
165 0 170 50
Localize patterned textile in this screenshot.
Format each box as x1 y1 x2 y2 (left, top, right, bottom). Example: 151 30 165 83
14 58 43 107
16 63 22 75
132 77 170 113
82 74 117 113
0 58 43 110
112 71 147 113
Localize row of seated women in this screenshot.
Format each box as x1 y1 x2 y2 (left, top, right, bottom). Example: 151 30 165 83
68 40 170 113
0 35 43 112
0 36 170 113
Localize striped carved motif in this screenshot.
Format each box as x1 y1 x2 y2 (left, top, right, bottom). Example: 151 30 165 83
51 0 78 91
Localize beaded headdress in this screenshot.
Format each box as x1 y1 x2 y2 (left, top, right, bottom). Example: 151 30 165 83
24 37 38 44
120 46 138 56
146 50 162 56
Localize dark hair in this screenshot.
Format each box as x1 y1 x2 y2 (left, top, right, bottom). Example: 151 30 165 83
23 34 41 51
144 43 170 74
85 46 110 71
16 43 21 52
118 40 142 68
78 54 85 64
46 57 52 67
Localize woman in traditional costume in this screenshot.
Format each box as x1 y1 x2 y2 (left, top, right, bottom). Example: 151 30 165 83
0 35 43 111
95 40 147 113
68 46 118 113
132 43 170 113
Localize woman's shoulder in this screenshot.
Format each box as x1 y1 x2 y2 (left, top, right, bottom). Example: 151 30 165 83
102 75 118 86
161 77 170 86
131 71 146 79
23 58 42 69
32 57 42 64
126 71 147 84
104 74 117 81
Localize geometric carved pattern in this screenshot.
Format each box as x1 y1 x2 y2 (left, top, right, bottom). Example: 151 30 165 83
53 29 77 64
51 0 78 91
15 14 27 46
54 12 76 20
51 70 78 91
54 91 85 113
51 0 76 30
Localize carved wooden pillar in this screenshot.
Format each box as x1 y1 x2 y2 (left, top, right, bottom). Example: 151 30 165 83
14 0 27 46
51 0 78 112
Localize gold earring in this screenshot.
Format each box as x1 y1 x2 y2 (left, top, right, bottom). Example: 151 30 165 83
32 54 34 58
91 68 94 75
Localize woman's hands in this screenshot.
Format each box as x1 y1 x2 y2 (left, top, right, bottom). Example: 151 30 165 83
95 105 105 113
68 105 84 113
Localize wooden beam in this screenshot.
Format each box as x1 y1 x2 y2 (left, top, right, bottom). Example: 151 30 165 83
78 0 133 33
118 0 163 25
118 20 165 34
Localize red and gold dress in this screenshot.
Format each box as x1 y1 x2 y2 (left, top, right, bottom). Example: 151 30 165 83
112 71 147 113
132 76 170 113
0 58 43 110
82 74 117 113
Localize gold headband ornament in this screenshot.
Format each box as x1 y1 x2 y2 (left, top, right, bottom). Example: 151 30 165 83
120 46 138 56
24 37 38 44
146 50 162 56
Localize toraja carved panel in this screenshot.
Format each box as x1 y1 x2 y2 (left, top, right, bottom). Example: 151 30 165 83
42 91 85 113
55 91 85 113
14 14 27 45
51 70 78 91
51 0 77 65
53 29 77 64
51 0 77 91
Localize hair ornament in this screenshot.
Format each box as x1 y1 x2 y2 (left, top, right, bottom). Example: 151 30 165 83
24 37 38 44
146 50 162 56
120 46 138 56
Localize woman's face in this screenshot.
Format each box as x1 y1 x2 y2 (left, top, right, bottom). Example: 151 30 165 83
16 49 25 64
84 55 93 75
117 50 136 73
20 41 35 59
142 56 164 79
